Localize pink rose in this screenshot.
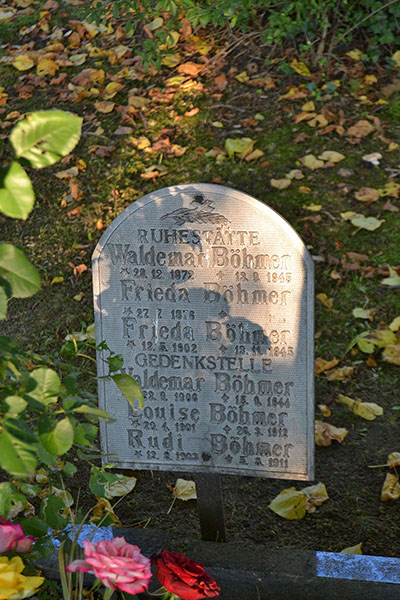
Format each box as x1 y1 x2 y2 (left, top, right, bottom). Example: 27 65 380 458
66 537 152 595
0 518 36 554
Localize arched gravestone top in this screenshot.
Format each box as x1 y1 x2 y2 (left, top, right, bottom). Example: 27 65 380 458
93 183 314 481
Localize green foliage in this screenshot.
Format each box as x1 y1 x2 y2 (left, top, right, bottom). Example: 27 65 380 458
85 0 400 67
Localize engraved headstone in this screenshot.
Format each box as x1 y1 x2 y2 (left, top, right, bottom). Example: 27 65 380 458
93 184 314 485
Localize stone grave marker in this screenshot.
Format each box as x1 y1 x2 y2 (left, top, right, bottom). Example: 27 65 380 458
93 183 314 540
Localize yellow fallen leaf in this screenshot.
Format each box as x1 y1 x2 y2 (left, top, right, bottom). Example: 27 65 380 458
315 421 348 447
270 178 291 190
318 151 345 162
389 316 400 331
346 49 363 60
337 394 383 420
325 366 354 381
290 59 311 77
381 266 400 287
235 71 249 83
162 53 181 68
392 50 400 67
388 141 399 151
51 276 64 285
104 81 124 99
308 114 328 128
244 149 264 162
351 215 384 231
91 497 122 526
299 186 311 194
302 100 315 111
318 404 331 417
165 75 187 87
341 211 359 221
225 138 253 159
94 101 115 113
37 58 59 77
12 54 35 71
302 482 329 512
315 357 339 375
381 473 400 501
387 452 400 468
173 478 197 501
367 329 397 348
73 292 84 302
316 293 333 308
352 307 375 320
300 154 324 170
286 169 304 180
364 74 377 85
340 543 362 554
268 488 307 520
383 344 400 365
302 203 321 211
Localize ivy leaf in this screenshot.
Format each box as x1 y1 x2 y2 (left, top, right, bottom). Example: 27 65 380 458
10 110 82 169
0 162 35 219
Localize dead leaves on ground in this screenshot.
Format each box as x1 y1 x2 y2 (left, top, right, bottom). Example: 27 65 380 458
269 482 329 520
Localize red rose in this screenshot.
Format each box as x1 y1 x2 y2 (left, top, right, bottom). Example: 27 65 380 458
154 549 220 600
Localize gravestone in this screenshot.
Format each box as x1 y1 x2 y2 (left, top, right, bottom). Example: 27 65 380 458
93 183 314 536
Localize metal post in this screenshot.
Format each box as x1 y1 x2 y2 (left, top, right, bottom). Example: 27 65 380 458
195 473 226 542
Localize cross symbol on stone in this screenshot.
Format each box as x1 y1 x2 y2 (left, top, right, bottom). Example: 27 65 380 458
218 310 228 318
120 266 130 275
219 344 227 354
223 425 231 434
225 455 232 463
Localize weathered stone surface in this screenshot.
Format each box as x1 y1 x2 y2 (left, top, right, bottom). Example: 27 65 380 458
93 184 314 479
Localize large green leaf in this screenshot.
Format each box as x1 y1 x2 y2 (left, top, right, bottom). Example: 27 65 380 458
10 111 82 169
0 428 37 477
0 243 40 298
111 373 144 409
73 422 98 446
26 367 60 405
0 287 7 319
40 496 67 530
38 416 74 456
0 162 34 219
4 396 28 418
10 110 82 169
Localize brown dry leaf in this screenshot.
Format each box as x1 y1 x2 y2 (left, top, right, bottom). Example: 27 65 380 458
270 178 291 190
91 497 122 526
318 404 331 417
177 62 202 76
316 293 333 308
346 119 374 138
287 169 304 180
337 394 383 420
381 473 400 501
315 357 339 375
299 186 311 194
325 366 354 381
354 187 379 204
315 421 348 447
95 101 115 114
383 199 399 212
308 115 328 128
245 149 264 162
71 68 105 86
214 73 227 91
73 264 87 276
294 111 318 124
96 218 103 230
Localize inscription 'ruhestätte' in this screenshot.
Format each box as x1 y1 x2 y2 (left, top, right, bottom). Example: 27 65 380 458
93 184 314 480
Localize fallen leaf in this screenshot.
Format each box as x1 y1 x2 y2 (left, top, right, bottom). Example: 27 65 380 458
387 452 400 468
91 497 121 526
391 50 400 67
354 187 379 204
362 152 382 166
73 292 84 302
346 49 363 60
318 404 331 417
286 169 304 180
73 264 87 276
325 366 354 381
302 203 321 210
318 150 345 162
382 344 400 365
214 73 227 91
300 154 324 170
303 482 329 512
12 54 35 71
270 178 291 190
315 357 339 375
381 267 400 287
337 394 383 420
94 101 115 114
316 293 333 308
302 100 316 112
268 488 307 520
172 478 197 501
352 307 375 320
51 276 64 285
340 543 362 554
389 316 400 331
381 473 400 501
383 199 399 212
225 137 253 159
299 186 312 194
36 58 58 77
290 59 311 77
350 215 384 231
346 120 374 138
315 421 348 447
104 81 124 99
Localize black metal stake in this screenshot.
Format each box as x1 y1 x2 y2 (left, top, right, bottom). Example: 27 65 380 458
194 473 226 542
